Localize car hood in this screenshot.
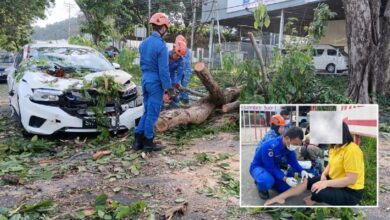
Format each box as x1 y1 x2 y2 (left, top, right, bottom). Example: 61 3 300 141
23 69 133 91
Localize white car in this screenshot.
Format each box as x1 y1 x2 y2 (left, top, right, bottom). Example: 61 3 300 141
313 45 348 73
0 51 15 82
6 43 144 135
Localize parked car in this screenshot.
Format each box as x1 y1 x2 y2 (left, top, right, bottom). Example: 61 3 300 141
6 43 144 135
313 45 348 73
0 51 15 82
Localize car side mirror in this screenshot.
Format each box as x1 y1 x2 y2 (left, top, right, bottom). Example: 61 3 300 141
112 62 120 69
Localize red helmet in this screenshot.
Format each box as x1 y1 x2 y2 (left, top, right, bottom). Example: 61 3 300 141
175 35 187 44
270 114 286 126
149 12 170 27
174 40 187 57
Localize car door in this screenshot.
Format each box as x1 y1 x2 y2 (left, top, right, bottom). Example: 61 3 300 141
8 49 24 114
313 49 325 70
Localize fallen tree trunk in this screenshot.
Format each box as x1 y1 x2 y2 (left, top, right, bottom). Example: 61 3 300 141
179 87 207 97
222 100 240 113
155 63 241 132
194 62 225 106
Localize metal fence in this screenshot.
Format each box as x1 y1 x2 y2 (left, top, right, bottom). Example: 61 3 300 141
240 110 278 145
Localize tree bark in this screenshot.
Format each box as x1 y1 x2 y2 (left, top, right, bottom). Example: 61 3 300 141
343 0 390 103
248 32 269 82
222 100 240 113
194 62 226 106
155 87 240 132
155 62 241 132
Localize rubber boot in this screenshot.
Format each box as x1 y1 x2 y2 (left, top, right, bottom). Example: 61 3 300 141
258 190 270 200
143 137 163 152
132 133 144 150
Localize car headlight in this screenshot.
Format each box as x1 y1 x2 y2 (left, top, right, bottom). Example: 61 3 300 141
30 89 63 102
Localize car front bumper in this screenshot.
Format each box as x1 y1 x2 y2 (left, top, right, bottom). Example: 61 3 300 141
18 94 144 135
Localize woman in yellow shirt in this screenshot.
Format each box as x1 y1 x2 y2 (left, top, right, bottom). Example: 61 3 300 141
265 122 365 206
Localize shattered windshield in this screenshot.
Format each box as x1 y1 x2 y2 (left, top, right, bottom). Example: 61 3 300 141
28 47 114 74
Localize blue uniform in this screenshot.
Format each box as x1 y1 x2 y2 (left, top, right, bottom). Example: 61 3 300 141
135 32 171 139
177 50 192 102
255 129 280 153
250 136 303 192
168 51 184 85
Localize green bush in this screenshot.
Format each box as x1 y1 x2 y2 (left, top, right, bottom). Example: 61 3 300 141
360 136 377 205
115 48 141 84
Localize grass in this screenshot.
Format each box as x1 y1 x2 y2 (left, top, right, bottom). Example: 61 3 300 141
316 74 349 95
360 136 377 205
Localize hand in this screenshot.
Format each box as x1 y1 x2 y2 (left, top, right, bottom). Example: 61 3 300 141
301 170 314 179
173 83 181 90
320 174 327 181
286 177 298 187
311 180 328 194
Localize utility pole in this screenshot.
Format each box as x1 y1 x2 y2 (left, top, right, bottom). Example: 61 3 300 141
64 2 76 38
190 0 197 59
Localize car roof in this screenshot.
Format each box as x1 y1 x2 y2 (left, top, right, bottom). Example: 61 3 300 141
26 43 94 50
313 44 337 49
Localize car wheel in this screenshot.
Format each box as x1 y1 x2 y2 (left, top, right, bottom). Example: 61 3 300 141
326 63 336 73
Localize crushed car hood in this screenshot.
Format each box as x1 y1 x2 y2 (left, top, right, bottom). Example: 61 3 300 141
23 69 133 91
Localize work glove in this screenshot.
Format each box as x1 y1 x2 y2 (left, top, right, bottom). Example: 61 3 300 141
301 170 314 179
286 177 298 187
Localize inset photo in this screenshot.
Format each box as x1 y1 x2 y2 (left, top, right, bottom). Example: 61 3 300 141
240 104 378 207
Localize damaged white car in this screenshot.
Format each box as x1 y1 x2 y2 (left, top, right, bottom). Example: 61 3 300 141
6 43 144 135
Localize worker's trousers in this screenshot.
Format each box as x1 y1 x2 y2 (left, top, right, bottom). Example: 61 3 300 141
250 166 290 193
135 82 164 139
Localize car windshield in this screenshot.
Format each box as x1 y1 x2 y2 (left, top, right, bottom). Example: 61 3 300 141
0 53 14 63
28 47 114 73
339 49 348 57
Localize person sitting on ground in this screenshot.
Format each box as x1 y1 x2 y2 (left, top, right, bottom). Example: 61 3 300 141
301 126 325 173
250 127 311 200
265 122 365 206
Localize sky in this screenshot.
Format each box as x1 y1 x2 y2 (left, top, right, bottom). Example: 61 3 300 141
33 0 81 27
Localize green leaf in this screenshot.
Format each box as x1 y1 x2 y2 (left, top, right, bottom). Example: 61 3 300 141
24 200 54 213
31 135 38 143
95 194 108 210
264 15 271 28
115 206 130 219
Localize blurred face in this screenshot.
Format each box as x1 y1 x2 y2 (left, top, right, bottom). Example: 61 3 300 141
282 114 290 120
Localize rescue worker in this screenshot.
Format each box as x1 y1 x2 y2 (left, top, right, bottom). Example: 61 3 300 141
163 40 187 108
250 127 312 200
132 12 174 152
175 35 192 104
260 114 286 144
169 40 187 89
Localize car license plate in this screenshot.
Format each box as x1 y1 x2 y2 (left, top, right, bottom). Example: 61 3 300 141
83 118 97 128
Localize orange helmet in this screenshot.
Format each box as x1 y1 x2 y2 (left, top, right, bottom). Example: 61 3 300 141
270 114 286 126
175 35 187 44
149 13 170 27
174 40 187 57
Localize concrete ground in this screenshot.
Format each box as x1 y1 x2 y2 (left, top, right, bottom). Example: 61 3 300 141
241 143 315 206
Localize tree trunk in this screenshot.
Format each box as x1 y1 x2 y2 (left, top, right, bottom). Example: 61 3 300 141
248 32 269 82
155 62 241 132
155 87 241 132
222 100 240 113
343 0 390 103
194 62 225 106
